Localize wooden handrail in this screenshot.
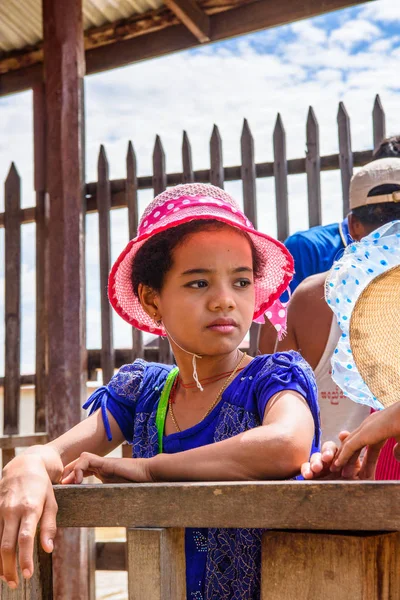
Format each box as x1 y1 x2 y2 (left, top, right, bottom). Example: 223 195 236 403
53 481 400 530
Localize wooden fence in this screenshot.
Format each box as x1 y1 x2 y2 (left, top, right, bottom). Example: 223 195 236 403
0 94 388 465
1 481 400 599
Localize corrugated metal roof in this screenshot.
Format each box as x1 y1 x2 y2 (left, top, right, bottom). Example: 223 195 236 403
0 0 164 54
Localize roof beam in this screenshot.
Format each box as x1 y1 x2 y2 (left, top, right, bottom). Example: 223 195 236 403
0 0 375 95
163 0 210 42
85 0 374 75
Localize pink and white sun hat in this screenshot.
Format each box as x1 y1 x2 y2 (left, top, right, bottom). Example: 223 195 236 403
108 183 294 336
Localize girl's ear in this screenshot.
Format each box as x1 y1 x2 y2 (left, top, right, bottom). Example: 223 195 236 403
138 283 162 322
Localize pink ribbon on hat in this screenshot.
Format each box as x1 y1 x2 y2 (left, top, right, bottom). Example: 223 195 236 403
254 290 290 340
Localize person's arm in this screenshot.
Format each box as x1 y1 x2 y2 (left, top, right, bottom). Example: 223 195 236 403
64 390 315 483
0 410 124 588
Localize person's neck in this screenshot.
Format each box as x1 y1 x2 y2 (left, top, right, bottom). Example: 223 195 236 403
172 347 243 389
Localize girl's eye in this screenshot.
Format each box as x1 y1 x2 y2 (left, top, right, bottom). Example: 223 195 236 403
186 280 209 289
234 279 252 288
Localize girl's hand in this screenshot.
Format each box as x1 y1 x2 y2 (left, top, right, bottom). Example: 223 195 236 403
61 453 153 484
0 456 58 589
333 404 400 478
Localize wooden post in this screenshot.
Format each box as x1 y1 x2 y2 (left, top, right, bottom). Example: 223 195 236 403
182 131 194 184
273 113 289 242
33 83 48 434
241 118 259 356
153 135 173 364
3 163 21 467
372 94 386 153
97 145 114 384
261 531 400 599
306 106 321 228
337 102 353 217
210 125 224 189
126 141 144 360
42 0 93 598
126 528 186 600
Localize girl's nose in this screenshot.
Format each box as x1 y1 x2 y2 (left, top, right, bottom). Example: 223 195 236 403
208 286 236 312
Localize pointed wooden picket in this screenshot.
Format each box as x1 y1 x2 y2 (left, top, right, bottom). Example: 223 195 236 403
273 114 289 241
3 163 21 465
337 102 353 217
152 135 173 364
97 145 114 384
241 118 257 228
210 125 224 188
126 141 144 360
182 131 194 184
306 106 321 227
372 94 386 153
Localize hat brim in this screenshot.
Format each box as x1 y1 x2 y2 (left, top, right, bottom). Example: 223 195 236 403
108 213 293 336
350 265 400 408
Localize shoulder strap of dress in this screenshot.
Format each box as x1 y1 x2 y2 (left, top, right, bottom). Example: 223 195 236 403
155 367 179 453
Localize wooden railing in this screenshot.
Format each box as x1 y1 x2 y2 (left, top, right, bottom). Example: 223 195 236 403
1 481 400 599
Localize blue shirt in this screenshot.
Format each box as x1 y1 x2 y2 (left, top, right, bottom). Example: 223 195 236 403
285 218 351 293
84 352 320 600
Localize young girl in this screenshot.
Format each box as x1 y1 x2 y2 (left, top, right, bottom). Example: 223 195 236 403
0 183 320 598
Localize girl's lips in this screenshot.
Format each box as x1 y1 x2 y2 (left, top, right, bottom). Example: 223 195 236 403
206 324 237 333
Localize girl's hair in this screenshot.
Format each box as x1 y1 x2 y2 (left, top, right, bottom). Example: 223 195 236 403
131 219 265 297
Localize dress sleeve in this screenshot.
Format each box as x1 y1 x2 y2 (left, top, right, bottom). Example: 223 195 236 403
255 351 321 449
83 359 146 443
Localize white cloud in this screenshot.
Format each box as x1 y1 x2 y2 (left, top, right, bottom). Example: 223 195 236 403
330 19 381 49
361 0 400 22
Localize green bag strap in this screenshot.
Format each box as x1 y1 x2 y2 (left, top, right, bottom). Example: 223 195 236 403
155 367 179 454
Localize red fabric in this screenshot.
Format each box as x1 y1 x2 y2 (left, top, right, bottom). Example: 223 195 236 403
375 437 400 480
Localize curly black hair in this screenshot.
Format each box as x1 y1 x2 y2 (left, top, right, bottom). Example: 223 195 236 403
131 219 265 297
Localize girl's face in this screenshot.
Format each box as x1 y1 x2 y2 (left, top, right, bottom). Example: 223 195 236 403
155 226 256 357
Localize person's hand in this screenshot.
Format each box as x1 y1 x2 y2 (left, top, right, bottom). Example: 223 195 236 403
0 456 58 589
61 453 152 484
301 432 363 480
333 403 400 478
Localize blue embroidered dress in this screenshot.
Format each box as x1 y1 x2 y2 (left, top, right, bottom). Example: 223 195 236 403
84 351 320 600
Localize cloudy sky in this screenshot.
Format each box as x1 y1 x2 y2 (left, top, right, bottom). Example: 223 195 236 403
0 0 399 375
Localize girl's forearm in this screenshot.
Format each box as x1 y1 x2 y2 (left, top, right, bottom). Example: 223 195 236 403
4 445 64 483
109 425 311 483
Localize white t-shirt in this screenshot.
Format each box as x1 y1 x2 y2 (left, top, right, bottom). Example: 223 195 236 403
314 317 370 445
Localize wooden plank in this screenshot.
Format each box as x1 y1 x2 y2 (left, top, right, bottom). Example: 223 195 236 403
84 0 372 76
96 541 127 571
42 0 93 598
372 94 386 153
164 0 210 42
241 118 259 356
337 101 353 217
210 125 224 188
97 145 114 384
126 142 144 361
55 481 400 531
33 83 48 433
0 537 53 599
182 131 194 183
127 528 186 600
3 163 21 468
153 135 173 365
273 114 289 242
0 433 48 450
261 531 400 599
306 106 322 227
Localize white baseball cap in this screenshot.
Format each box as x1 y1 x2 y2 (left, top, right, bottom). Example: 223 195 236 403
350 157 400 210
